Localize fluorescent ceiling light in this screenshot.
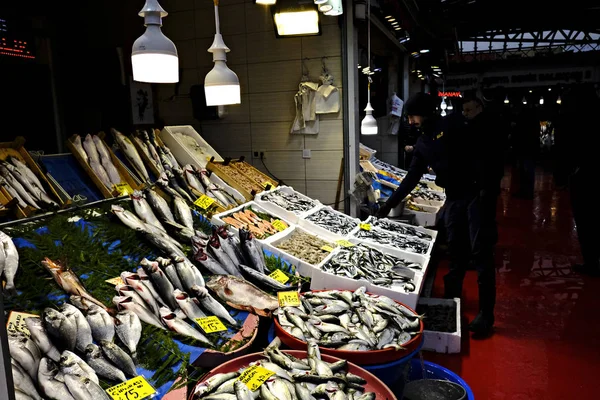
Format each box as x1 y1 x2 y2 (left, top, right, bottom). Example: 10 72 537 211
256 0 277 4
504 96 510 104
394 27 401 30
420 49 430 53
132 0 179 83
388 18 396 22
274 7 320 36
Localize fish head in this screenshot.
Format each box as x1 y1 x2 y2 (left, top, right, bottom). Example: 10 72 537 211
173 289 188 300
122 272 140 284
214 226 228 239
116 284 136 296
136 268 149 279
59 351 78 367
191 285 208 298
112 296 133 309
205 275 226 291
159 307 176 320
238 228 252 242
131 190 144 200
84 343 101 358
99 340 115 350
41 257 64 273
24 317 42 331
208 234 221 249
60 303 80 316
39 357 59 377
43 307 64 324
111 205 125 214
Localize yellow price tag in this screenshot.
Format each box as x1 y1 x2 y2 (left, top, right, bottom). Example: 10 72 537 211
194 316 227 333
278 291 301 307
194 195 216 210
271 220 287 232
321 245 334 252
106 376 155 400
269 269 290 284
238 365 275 391
105 277 125 286
263 181 274 189
360 223 371 231
336 239 355 248
6 312 39 336
113 183 133 196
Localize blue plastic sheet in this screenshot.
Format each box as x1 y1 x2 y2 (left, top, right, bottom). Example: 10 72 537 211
39 154 103 202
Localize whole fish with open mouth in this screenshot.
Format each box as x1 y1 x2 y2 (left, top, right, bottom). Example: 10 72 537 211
42 308 77 352
184 164 205 194
100 340 137 377
174 256 205 290
41 258 108 310
159 307 213 346
156 256 185 291
61 303 93 353
239 228 267 274
122 272 161 316
86 303 115 343
72 136 88 164
208 234 241 277
25 317 61 362
131 190 166 232
38 358 76 400
1 230 19 294
0 176 28 208
174 289 206 320
136 266 166 307
190 285 239 327
11 359 42 400
92 135 121 185
111 128 150 181
144 187 175 223
83 343 127 383
193 245 229 275
8 331 41 381
59 350 99 384
140 258 178 310
165 170 193 202
174 195 194 230
115 310 142 357
113 296 165 329
206 275 278 317
0 165 40 208
116 283 151 313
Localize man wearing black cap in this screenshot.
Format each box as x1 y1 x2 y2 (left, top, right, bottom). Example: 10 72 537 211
376 92 496 336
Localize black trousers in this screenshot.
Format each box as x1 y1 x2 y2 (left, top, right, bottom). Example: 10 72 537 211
571 169 600 268
443 193 496 316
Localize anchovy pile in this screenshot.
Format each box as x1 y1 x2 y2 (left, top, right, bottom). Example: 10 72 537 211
368 218 433 241
193 338 376 400
0 157 59 210
275 230 335 266
353 227 430 255
411 187 445 202
305 208 358 236
71 133 123 190
321 244 420 291
276 287 421 351
260 189 317 214
0 230 19 295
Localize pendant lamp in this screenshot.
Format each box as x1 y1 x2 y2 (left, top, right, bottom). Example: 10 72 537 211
440 97 447 110
539 96 544 105
522 96 527 105
447 100 453 110
204 0 241 106
504 96 510 104
132 0 179 83
361 0 377 135
324 0 343 15
556 96 562 105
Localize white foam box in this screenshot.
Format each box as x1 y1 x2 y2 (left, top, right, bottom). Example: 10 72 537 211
418 297 461 354
349 225 434 258
402 203 440 227
365 216 438 243
311 245 425 309
254 186 321 225
211 201 294 241
299 205 361 239
160 125 224 168
360 218 437 256
261 225 343 279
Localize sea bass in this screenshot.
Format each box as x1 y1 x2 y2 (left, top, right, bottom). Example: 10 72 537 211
131 190 166 232
92 135 121 185
208 234 241 277
114 310 142 357
113 296 164 330
1 230 19 294
111 128 149 181
140 258 178 310
143 187 175 223
239 228 267 274
190 285 239 327
206 275 279 317
60 303 93 353
159 307 213 346
82 134 100 163
89 159 112 189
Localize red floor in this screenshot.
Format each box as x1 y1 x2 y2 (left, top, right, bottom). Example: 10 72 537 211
426 168 600 399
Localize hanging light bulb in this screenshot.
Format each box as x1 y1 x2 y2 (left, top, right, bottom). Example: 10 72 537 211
361 0 377 135
132 0 179 83
447 99 453 110
556 96 562 105
324 0 343 16
522 96 527 105
504 96 510 104
204 0 241 106
440 97 447 110
539 96 544 105
441 109 447 117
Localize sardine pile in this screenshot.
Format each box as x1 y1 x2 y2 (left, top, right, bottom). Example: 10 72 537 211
411 187 445 202
212 162 263 194
276 287 421 351
368 218 433 241
275 230 335 266
71 133 124 190
260 189 317 214
353 227 430 255
321 244 420 291
8 302 142 400
193 338 376 400
305 208 358 236
221 207 288 239
0 230 19 295
0 157 59 210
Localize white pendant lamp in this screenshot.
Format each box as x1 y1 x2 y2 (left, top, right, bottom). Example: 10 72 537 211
539 96 544 105
256 0 277 4
522 96 527 105
556 96 562 105
440 97 447 110
132 0 179 83
204 0 241 106
324 0 343 15
361 0 377 135
504 96 510 104
447 100 453 110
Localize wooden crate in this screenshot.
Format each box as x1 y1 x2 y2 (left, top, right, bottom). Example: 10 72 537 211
129 129 168 179
0 136 70 219
228 158 278 191
206 159 264 201
66 133 143 199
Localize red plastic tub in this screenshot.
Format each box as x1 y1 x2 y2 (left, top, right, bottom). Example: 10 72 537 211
189 350 398 400
274 290 423 365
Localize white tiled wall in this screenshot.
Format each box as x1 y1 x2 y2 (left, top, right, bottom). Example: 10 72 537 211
158 0 345 206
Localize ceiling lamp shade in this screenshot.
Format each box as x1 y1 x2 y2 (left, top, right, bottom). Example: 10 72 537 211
504 96 510 104
361 101 378 135
522 96 527 105
447 100 453 110
274 1 320 37
440 98 447 110
539 96 544 105
324 0 343 16
132 0 179 83
204 0 241 106
556 96 562 105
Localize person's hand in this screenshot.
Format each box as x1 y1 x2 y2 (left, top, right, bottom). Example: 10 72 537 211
405 145 414 153
376 202 392 218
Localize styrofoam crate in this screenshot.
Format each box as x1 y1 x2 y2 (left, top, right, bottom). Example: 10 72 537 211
365 216 438 243
299 205 361 238
349 225 434 257
261 226 343 279
254 186 321 225
412 196 445 208
403 203 440 227
211 201 295 242
418 297 461 354
160 125 224 168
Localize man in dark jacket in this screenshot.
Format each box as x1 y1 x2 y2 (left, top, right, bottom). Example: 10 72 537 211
377 92 496 336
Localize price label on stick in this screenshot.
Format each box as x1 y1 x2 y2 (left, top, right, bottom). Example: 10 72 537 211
106 277 125 286
278 291 301 307
112 183 133 196
195 316 227 333
238 365 275 391
263 181 274 189
321 245 334 252
106 376 156 400
269 269 290 284
194 195 215 210
360 223 371 231
271 220 287 232
6 311 39 336
336 239 355 248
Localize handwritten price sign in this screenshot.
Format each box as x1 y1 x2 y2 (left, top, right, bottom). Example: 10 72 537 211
195 316 227 333
335 239 355 248
6 312 39 336
271 220 287 232
278 291 301 307
105 277 125 286
194 195 216 210
360 223 371 231
112 183 133 196
320 245 334 252
106 376 155 400
238 365 275 391
268 269 290 284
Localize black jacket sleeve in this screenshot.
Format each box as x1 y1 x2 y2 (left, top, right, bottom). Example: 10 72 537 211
385 148 427 208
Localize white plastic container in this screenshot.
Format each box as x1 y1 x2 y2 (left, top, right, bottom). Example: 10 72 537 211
418 297 461 354
211 201 294 241
161 125 224 168
365 216 438 243
254 186 321 225
351 222 435 257
299 205 361 238
262 226 342 279
402 203 440 227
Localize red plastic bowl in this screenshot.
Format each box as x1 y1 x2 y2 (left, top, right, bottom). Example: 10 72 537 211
189 350 398 400
274 290 423 365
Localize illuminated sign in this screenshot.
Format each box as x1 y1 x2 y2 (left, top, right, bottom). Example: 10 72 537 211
438 91 462 97
0 18 35 60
